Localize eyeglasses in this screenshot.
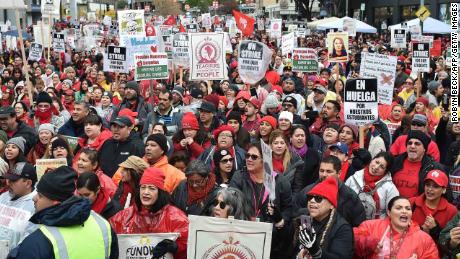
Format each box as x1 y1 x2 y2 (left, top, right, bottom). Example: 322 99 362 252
219 158 233 164
307 195 324 203
245 153 260 160
219 134 233 138
187 177 206 186
404 81 414 85
213 199 227 209
407 140 422 146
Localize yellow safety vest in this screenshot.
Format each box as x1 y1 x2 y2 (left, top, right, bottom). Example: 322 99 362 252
39 211 112 259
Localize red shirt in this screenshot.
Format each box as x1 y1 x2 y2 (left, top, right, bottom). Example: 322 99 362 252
393 159 422 198
272 157 284 174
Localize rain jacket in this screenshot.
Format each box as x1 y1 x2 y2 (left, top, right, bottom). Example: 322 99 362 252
354 218 439 259
147 155 186 193
110 204 188 259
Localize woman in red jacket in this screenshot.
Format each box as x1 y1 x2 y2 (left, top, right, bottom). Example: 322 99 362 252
110 168 188 259
172 112 210 160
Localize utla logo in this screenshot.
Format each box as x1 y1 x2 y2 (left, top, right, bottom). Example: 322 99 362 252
239 18 247 29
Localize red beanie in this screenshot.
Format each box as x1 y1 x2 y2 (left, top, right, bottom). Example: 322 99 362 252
204 93 220 108
247 97 260 109
140 167 166 191
219 96 229 107
213 125 235 140
182 112 199 130
308 176 338 208
415 96 429 108
271 85 283 95
260 115 277 129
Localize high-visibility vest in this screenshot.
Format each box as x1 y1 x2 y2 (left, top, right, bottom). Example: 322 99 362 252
39 211 112 259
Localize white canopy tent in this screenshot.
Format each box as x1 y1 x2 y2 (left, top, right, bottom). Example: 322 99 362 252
388 17 452 34
308 17 340 29
316 16 377 33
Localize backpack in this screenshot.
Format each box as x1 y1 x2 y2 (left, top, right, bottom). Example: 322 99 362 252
351 175 387 220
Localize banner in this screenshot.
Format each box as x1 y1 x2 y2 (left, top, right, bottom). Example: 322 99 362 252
33 23 51 48
412 42 430 73
118 233 179 259
269 19 282 39
201 13 212 29
123 36 165 69
327 32 349 62
189 33 226 81
391 29 406 48
237 40 272 85
104 46 127 73
41 0 60 17
292 48 318 72
0 204 32 251
281 32 295 56
118 10 146 45
359 52 397 105
172 33 190 68
187 215 272 259
343 19 356 37
344 78 378 126
5 36 17 51
36 158 67 180
135 52 169 80
52 32 65 53
28 43 43 61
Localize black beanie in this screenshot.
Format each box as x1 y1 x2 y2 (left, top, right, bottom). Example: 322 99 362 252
52 138 69 151
36 91 52 104
37 166 77 202
126 81 140 94
351 148 372 170
406 130 430 151
226 111 242 124
146 133 168 154
213 148 233 168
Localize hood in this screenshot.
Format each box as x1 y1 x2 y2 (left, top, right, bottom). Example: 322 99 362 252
30 196 91 227
78 129 113 149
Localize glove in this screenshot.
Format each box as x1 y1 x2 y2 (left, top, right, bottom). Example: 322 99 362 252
299 226 321 257
267 203 283 224
151 239 178 259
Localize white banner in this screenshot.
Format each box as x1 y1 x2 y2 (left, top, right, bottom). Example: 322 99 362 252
391 28 406 49
52 32 65 53
344 78 379 126
359 52 397 105
123 36 165 69
412 42 430 73
281 32 295 56
343 19 356 37
118 233 179 259
41 0 60 17
104 46 127 73
201 13 212 29
33 22 51 48
187 215 272 259
172 33 190 68
269 19 282 39
118 10 146 46
28 43 43 61
238 40 273 85
189 33 226 81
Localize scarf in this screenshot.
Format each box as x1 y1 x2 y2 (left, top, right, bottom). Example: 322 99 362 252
272 157 284 174
187 173 216 206
92 187 110 214
290 144 308 157
34 141 47 159
35 106 59 123
363 167 384 216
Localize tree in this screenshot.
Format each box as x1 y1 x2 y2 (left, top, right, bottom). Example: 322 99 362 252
116 0 128 10
186 0 213 12
294 0 344 20
218 0 238 15
153 0 181 16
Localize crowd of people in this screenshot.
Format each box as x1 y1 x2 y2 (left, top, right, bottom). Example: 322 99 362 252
0 11 456 259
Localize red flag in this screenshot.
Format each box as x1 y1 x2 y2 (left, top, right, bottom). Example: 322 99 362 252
213 15 220 25
232 10 255 36
179 23 186 33
163 15 176 26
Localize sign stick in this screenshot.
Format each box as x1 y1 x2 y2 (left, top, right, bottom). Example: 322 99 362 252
15 10 33 104
48 14 51 62
40 21 45 60
179 67 183 85
359 126 365 148
416 72 422 97
149 79 154 105
173 64 176 85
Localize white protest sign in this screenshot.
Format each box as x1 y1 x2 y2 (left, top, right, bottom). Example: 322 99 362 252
33 23 51 48
201 13 212 29
359 52 397 105
292 48 318 73
257 18 265 31
281 32 295 56
134 52 169 80
123 36 165 69
188 215 272 259
104 46 127 73
343 19 356 37
5 36 17 51
412 42 430 73
83 24 100 37
41 0 60 17
0 204 32 250
118 10 146 46
172 33 190 68
28 43 43 61
158 25 173 59
409 24 421 38
52 32 65 53
391 28 406 48
238 40 272 85
270 19 282 39
344 78 379 126
118 233 179 259
261 141 276 201
186 24 198 33
189 33 226 81
103 16 112 26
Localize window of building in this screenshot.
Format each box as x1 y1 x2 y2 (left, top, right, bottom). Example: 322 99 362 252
439 4 451 25
374 7 393 28
401 5 430 21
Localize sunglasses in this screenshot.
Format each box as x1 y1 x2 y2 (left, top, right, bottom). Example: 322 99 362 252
219 158 233 164
307 195 324 203
282 103 293 108
213 199 227 209
411 122 425 127
245 153 260 160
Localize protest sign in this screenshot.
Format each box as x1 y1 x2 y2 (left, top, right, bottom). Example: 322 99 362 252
187 24 198 33
123 36 165 69
62 135 78 151
118 233 179 259
0 240 8 259
292 48 318 72
28 43 43 61
281 32 295 56
201 13 212 29
5 36 17 51
359 52 397 105
257 18 265 31
327 32 349 62
446 48 452 67
261 141 276 201
134 52 169 80
36 158 67 180
344 78 378 126
391 28 406 48
104 46 127 73
52 32 65 53
159 25 173 59
0 204 32 251
33 23 51 47
41 0 60 17
237 40 272 85
343 19 356 37
189 33 226 81
83 24 101 37
269 19 282 39
172 33 190 68
118 10 145 45
412 42 430 73
188 215 272 259
409 24 421 38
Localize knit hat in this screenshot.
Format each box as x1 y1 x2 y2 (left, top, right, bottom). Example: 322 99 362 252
126 81 140 94
278 111 293 124
307 176 338 208
36 91 53 104
0 130 8 144
282 96 297 108
247 97 260 109
424 169 448 188
2 162 36 182
38 123 56 135
172 86 184 99
261 115 277 129
36 166 77 202
190 87 204 99
213 148 233 168
263 93 280 109
118 108 138 125
182 112 199 130
415 96 429 108
325 123 341 132
119 156 148 173
146 133 169 153
204 94 220 109
51 138 70 151
406 130 430 151
226 111 242 124
213 125 235 140
140 167 166 191
339 124 358 139
6 137 26 154
62 79 73 87
102 91 113 101
428 80 441 92
412 114 428 126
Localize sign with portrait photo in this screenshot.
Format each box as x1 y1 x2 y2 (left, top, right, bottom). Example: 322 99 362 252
327 32 349 62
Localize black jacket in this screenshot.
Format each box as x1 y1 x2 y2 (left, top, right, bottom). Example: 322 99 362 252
12 121 37 155
100 199 122 220
171 180 220 215
293 180 366 227
98 134 145 177
111 96 152 134
295 147 321 191
283 152 306 193
58 118 85 138
436 118 460 167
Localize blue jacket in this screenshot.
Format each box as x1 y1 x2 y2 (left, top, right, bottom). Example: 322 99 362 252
8 196 118 259
57 118 85 137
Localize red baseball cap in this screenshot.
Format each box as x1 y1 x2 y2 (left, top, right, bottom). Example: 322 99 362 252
424 170 448 188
